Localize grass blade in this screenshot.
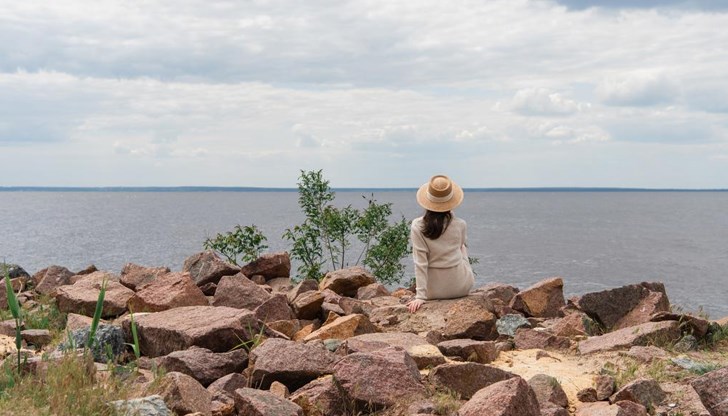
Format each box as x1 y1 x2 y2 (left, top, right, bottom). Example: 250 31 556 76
3 265 20 321
129 309 141 360
86 278 107 351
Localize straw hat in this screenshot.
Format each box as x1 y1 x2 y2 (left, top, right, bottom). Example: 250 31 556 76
416 175 464 212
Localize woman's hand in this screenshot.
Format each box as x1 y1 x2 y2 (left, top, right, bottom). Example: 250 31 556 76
407 299 425 313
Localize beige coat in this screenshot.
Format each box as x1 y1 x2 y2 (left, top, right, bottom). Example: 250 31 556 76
411 216 474 301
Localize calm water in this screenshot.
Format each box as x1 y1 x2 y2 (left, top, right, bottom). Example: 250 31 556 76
0 191 726 318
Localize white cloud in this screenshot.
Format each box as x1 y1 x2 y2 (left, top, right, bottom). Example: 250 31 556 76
596 71 680 106
511 88 587 116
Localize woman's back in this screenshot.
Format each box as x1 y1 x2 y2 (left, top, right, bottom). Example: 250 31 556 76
411 216 467 269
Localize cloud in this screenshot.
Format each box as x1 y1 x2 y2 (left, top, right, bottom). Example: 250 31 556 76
551 0 728 10
596 72 680 106
511 88 587 116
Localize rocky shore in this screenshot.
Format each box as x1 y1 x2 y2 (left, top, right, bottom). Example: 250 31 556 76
2 252 727 416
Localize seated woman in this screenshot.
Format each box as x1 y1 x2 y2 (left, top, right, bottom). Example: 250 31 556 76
407 175 475 313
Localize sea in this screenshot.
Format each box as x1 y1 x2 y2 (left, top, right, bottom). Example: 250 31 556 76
0 189 726 318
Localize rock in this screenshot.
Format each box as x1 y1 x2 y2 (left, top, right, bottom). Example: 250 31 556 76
289 375 344 416
333 346 425 411
2 264 29 279
671 356 718 373
20 329 52 347
436 339 498 363
287 279 319 303
267 277 293 293
266 320 301 339
233 387 302 416
542 402 570 416
578 321 681 354
33 265 75 295
610 378 665 409
75 264 98 275
254 294 295 323
59 324 125 363
269 381 289 399
183 251 240 287
55 273 133 318
343 332 445 370
551 312 599 337
0 277 24 310
120 263 171 291
160 372 212 416
690 366 728 416
458 376 541 416
623 345 669 363
0 319 21 337
291 290 325 320
674 334 699 352
577 387 598 402
528 374 568 408
240 252 291 280
573 282 670 331
109 395 172 416
475 283 520 304
614 401 649 415
429 362 515 399
319 266 376 297
207 373 248 404
514 328 571 350
129 272 208 312
510 277 565 318
212 273 272 310
595 375 616 401
249 338 336 390
575 401 648 416
129 306 268 357
302 314 377 342
442 294 498 340
356 283 389 300
65 313 95 332
650 311 711 339
497 314 532 337
158 346 248 386
293 322 319 342
338 297 375 316
250 275 267 285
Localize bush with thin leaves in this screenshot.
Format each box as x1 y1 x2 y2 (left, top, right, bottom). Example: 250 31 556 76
204 224 268 266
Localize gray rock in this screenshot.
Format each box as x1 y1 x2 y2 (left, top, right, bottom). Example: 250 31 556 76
671 356 717 373
109 395 171 416
2 264 30 279
496 314 531 337
673 334 699 352
59 324 125 363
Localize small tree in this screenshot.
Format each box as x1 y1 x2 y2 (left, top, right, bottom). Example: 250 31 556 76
204 225 268 266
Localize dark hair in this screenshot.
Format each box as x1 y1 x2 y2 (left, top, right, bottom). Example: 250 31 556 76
421 210 452 239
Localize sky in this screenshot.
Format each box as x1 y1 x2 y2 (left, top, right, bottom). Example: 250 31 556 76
0 0 727 188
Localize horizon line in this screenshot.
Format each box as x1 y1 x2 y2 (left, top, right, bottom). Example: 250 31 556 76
1 186 727 192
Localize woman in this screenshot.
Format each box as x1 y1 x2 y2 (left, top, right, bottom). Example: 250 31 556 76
407 175 475 313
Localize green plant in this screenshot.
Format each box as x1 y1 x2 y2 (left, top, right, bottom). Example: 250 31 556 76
127 309 141 362
86 277 107 352
283 170 412 284
204 224 268 266
3 262 23 374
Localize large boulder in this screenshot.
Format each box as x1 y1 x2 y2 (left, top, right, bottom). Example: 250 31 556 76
183 251 240 287
212 273 272 310
690 367 728 416
109 395 172 416
56 276 134 318
528 374 568 409
254 294 295 323
510 277 565 318
159 372 212 416
578 321 681 354
289 375 344 416
120 263 170 291
550 311 598 337
610 378 665 409
302 314 378 342
59 325 125 363
158 346 248 386
357 283 390 300
128 272 208 312
240 252 291 280
332 346 425 411
33 265 75 295
650 311 712 339
233 387 303 416
429 362 515 399
342 332 446 370
369 293 497 340
248 338 336 391
291 290 325 320
129 306 269 357
573 282 670 331
319 266 376 297
287 279 319 303
458 377 541 416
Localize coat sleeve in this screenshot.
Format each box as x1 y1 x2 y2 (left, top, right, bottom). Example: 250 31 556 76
460 220 469 259
411 224 429 300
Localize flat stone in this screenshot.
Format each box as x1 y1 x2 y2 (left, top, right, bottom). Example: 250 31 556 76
509 277 565 318
158 346 248 386
578 321 680 354
610 378 665 409
515 328 571 350
109 395 172 416
429 362 515 399
437 339 498 364
56 276 134 318
302 314 377 342
233 387 302 416
160 372 212 416
319 266 376 297
33 265 75 295
343 332 445 370
356 283 390 300
120 263 170 291
20 329 52 347
240 252 291 280
690 366 728 416
573 282 670 331
128 272 208 312
249 338 336 391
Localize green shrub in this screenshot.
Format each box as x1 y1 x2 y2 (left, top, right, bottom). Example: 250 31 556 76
204 224 268 266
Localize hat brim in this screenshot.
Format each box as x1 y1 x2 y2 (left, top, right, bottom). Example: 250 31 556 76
416 182 464 212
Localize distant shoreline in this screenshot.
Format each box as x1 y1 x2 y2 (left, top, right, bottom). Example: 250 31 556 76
0 186 726 192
